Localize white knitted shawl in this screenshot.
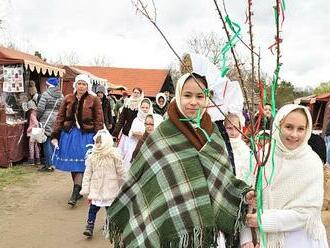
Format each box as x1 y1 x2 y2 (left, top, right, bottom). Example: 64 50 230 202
263 104 325 248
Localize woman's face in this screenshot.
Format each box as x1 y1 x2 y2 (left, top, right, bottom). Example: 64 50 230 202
132 89 141 99
280 110 307 150
158 97 165 106
97 92 104 99
180 78 207 119
140 102 150 113
76 81 88 95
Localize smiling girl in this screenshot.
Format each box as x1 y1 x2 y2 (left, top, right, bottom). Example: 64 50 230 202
244 104 328 248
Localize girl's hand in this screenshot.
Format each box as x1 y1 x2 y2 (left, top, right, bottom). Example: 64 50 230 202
245 190 256 208
246 213 258 228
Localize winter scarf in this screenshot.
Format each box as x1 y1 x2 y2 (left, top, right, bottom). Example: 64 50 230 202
107 116 250 247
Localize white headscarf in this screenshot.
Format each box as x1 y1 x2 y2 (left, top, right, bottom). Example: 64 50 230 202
137 98 153 122
155 92 167 108
272 104 312 157
184 53 244 122
86 129 122 163
73 74 96 96
174 73 209 119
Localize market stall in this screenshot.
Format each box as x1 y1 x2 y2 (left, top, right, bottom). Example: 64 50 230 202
61 66 126 96
294 93 330 135
0 46 65 168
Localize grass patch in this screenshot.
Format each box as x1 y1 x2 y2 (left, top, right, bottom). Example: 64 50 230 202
0 165 36 190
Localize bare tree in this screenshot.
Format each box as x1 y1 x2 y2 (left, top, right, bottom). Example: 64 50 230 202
186 31 225 68
90 55 111 66
53 51 80 66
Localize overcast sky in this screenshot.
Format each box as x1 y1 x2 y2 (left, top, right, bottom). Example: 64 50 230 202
0 0 329 89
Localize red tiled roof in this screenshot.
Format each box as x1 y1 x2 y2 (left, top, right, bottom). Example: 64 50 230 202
0 46 65 77
77 66 169 97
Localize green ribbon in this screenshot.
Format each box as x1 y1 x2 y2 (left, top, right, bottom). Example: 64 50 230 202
220 16 241 77
179 108 212 143
245 137 256 184
202 88 212 98
282 0 286 10
256 166 267 247
271 63 282 117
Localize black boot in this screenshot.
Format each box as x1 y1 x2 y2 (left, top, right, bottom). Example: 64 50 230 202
83 221 94 237
68 184 81 206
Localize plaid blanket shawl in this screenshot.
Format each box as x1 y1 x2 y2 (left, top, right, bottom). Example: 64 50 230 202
107 119 250 247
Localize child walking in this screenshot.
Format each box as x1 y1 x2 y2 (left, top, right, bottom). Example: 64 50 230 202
80 129 125 237
26 100 41 165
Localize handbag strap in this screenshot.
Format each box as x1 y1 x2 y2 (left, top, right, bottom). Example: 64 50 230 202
43 99 60 128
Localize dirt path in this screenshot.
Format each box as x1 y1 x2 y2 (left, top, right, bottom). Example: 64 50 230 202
0 170 113 248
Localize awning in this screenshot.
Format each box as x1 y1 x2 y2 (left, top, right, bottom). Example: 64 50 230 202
0 46 65 77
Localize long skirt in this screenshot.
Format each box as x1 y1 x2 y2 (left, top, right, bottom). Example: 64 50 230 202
53 127 94 172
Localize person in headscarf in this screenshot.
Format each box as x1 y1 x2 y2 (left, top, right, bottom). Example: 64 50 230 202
107 73 255 248
181 52 241 174
80 129 125 238
96 85 114 131
122 98 162 170
51 74 104 207
224 113 254 185
245 104 328 248
153 92 168 116
37 77 63 172
112 87 143 158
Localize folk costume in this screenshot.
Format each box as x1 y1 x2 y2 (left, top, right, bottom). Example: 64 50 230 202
51 74 104 172
243 104 328 248
112 91 144 158
107 73 251 247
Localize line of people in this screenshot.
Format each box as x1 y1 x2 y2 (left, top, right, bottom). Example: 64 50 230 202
34 54 330 247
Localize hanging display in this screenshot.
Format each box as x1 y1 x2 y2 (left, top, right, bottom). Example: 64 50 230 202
2 64 24 93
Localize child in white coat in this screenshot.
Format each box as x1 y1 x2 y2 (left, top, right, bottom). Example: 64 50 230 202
80 129 125 237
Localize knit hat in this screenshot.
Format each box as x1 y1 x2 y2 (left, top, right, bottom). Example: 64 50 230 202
96 85 107 95
46 77 59 87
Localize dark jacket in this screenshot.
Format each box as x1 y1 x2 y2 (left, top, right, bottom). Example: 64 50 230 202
51 92 104 140
100 95 114 129
308 133 327 164
112 106 138 137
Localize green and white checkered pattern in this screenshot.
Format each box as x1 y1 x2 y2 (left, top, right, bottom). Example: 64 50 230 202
107 119 250 247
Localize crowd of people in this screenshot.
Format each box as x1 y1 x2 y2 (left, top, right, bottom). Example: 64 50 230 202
23 52 330 248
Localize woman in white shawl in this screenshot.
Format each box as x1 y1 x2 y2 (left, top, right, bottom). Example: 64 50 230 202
123 98 162 170
112 88 144 158
244 104 328 248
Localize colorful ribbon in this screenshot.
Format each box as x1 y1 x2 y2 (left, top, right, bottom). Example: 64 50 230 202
179 108 212 142
220 16 241 77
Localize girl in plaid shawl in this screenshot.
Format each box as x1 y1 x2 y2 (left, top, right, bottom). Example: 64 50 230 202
107 73 255 248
